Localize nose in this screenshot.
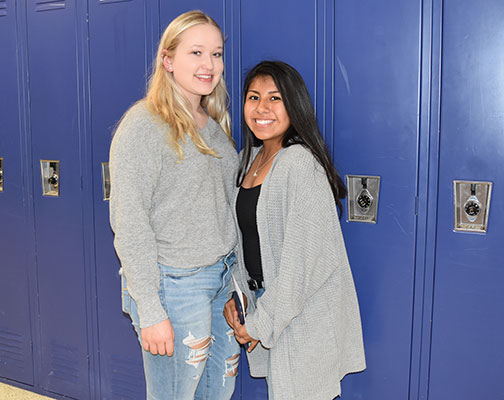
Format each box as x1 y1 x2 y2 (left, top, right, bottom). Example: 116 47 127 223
201 53 214 71
256 97 270 113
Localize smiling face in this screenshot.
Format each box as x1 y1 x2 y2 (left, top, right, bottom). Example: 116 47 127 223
164 23 224 106
244 75 291 148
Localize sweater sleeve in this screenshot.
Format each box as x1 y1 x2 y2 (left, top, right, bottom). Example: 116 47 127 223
109 105 168 328
245 148 347 348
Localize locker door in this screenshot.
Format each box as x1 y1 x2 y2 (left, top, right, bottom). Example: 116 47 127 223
237 1 422 398
427 1 504 398
333 1 422 399
88 0 156 398
0 0 35 385
241 1 317 104
160 0 225 28
239 2 318 398
26 1 90 398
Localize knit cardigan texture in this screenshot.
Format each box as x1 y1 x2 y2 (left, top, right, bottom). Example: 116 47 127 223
232 144 366 400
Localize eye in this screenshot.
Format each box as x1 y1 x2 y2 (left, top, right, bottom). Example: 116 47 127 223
212 52 223 58
192 50 202 56
247 95 259 101
271 96 282 101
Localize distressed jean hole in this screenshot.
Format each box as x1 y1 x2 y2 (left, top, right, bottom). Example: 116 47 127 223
183 332 213 368
224 353 240 377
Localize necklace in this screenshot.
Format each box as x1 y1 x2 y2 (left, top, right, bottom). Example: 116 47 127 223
253 148 281 177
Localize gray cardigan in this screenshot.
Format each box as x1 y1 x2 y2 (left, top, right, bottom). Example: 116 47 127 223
232 144 365 399
110 101 238 328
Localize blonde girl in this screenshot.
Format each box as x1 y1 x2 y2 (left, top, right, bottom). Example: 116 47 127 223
110 10 240 400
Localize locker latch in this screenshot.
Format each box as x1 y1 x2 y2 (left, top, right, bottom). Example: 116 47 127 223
0 158 3 192
101 162 110 201
454 180 492 233
346 175 381 223
40 160 60 197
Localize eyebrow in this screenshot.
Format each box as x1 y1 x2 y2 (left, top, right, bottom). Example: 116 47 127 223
191 44 223 49
248 89 281 94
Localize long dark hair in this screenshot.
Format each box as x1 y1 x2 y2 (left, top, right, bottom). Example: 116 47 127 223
237 60 347 216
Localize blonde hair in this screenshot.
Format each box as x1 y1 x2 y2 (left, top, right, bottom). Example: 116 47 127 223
145 10 232 161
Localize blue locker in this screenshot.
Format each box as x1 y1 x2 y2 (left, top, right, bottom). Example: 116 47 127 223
426 0 504 398
25 1 92 398
1 1 502 399
88 0 156 398
239 2 318 397
241 1 317 102
0 0 35 386
333 1 422 399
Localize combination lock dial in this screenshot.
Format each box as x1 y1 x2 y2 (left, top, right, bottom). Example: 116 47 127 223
463 183 481 223
464 198 481 222
356 189 373 213
48 173 59 187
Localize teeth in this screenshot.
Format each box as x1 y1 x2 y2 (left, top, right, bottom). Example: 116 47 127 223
196 74 212 79
255 119 274 125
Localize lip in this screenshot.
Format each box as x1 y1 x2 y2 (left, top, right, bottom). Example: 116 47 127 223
254 119 275 126
195 74 213 82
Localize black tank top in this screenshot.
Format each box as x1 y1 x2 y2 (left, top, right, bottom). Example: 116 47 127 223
236 185 263 282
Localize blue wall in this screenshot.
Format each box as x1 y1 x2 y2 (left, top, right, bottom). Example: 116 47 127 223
0 0 503 399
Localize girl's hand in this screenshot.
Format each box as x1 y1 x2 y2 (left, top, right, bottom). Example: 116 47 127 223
234 323 259 352
140 319 175 356
223 294 248 330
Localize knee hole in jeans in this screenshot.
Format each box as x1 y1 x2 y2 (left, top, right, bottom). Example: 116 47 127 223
183 332 213 367
224 353 240 377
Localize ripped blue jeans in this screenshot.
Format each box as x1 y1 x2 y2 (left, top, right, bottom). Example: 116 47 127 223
122 251 240 400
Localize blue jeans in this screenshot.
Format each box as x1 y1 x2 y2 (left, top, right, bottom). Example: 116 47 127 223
122 251 240 400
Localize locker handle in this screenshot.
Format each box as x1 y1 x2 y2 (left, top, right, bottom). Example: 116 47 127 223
0 157 3 192
48 173 59 187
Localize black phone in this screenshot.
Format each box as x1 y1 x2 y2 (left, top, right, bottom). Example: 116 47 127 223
232 291 245 324
232 291 249 350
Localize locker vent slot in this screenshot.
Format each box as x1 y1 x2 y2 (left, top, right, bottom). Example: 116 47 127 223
109 354 144 399
50 342 80 384
0 328 25 369
99 0 133 4
0 0 7 18
35 0 66 12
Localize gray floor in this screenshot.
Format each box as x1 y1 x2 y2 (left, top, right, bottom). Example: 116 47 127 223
0 383 55 400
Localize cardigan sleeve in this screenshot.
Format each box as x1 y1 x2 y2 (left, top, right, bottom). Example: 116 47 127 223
245 148 348 349
109 104 168 328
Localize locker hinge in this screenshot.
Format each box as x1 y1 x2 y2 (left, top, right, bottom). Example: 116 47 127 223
415 196 419 216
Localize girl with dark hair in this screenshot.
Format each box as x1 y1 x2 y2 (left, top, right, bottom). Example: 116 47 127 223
224 61 366 399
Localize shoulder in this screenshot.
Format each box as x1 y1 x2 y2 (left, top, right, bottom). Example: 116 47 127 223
281 144 313 160
269 144 332 204
275 144 322 178
112 101 168 149
119 100 158 127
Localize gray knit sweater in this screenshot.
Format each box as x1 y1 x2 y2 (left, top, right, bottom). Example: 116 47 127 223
232 145 366 400
109 101 238 328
